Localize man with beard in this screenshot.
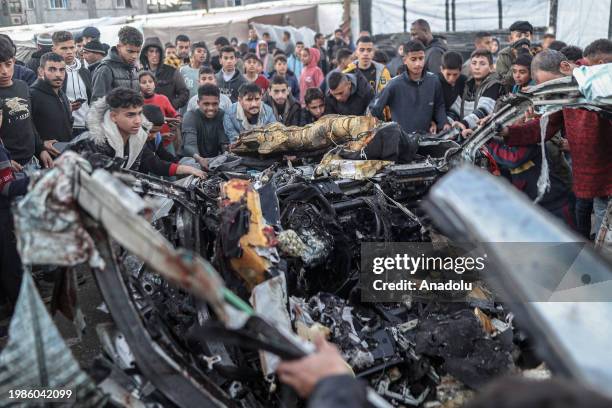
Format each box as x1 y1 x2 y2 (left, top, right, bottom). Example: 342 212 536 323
0 37 54 169
263 75 301 126
223 82 276 143
52 30 92 138
92 26 143 101
30 53 73 150
181 83 228 158
175 34 191 65
82 40 107 74
410 19 447 74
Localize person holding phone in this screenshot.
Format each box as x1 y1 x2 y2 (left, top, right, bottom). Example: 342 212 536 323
51 30 92 139
30 52 73 157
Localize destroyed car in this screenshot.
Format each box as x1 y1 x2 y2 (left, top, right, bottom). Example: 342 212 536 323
2 66 612 407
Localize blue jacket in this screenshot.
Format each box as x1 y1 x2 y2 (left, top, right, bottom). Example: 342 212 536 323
370 71 447 134
223 102 276 143
287 54 303 81
14 64 36 86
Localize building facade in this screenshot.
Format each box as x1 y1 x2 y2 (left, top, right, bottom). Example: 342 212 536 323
1 0 146 26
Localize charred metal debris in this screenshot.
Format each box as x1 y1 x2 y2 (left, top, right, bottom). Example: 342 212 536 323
4 76 612 407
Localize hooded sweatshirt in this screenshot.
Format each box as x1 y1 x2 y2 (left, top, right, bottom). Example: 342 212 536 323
139 37 190 110
30 78 73 142
325 72 374 116
424 38 448 75
92 46 139 101
72 98 178 176
298 48 325 105
256 40 275 76
215 69 248 103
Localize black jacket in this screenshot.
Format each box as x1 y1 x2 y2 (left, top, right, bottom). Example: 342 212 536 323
140 37 190 109
180 109 228 158
87 61 101 75
210 55 222 72
325 72 374 116
262 94 301 126
299 108 319 126
26 48 49 73
437 72 467 122
215 70 248 103
92 46 139 101
30 79 73 142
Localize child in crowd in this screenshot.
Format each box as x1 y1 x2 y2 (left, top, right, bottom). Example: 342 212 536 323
511 53 535 93
268 55 300 100
139 71 181 153
451 49 503 136
438 51 467 124
243 53 270 91
186 66 232 113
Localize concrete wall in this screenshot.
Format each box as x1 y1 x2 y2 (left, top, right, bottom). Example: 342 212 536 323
23 0 146 24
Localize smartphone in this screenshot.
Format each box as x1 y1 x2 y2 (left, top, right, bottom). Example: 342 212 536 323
73 98 87 104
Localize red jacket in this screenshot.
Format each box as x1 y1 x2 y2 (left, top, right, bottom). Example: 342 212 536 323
507 109 612 199
144 93 178 146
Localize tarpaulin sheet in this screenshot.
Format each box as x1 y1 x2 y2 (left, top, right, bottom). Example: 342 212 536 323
372 0 549 35
556 0 611 48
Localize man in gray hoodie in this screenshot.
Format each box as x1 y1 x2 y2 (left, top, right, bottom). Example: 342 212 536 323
410 19 447 75
370 41 448 134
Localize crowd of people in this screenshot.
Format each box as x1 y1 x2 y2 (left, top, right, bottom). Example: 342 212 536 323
0 17 611 405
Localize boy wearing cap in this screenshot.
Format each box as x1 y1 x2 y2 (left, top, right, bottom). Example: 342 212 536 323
496 20 533 88
82 40 107 74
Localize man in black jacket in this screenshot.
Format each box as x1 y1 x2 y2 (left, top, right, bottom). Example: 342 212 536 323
52 31 92 138
140 37 189 111
30 53 73 151
180 84 228 158
92 26 143 102
26 33 52 73
262 75 301 126
0 37 54 169
73 87 203 178
324 71 374 116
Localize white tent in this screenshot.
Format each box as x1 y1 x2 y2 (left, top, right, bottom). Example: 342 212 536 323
0 0 346 48
370 0 611 48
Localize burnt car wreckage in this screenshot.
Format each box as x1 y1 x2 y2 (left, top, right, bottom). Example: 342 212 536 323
2 73 612 407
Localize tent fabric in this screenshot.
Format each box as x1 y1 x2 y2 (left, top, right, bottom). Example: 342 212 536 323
251 23 317 47
556 0 611 48
372 0 548 35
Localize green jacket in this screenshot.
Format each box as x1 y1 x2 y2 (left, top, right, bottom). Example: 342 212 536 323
495 46 515 88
